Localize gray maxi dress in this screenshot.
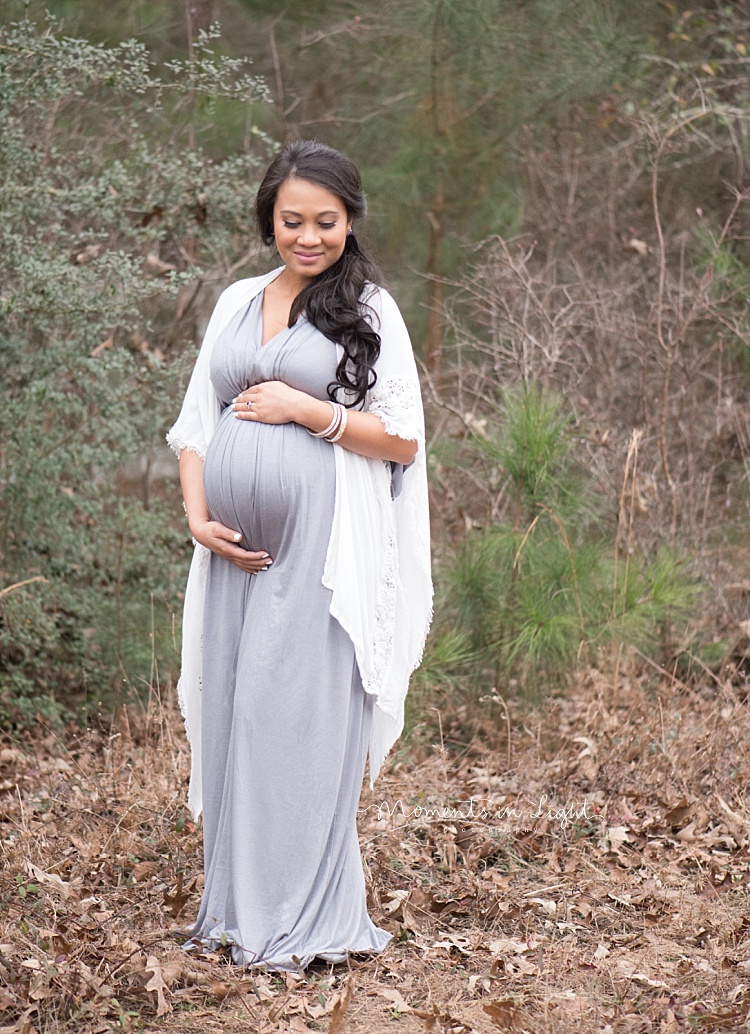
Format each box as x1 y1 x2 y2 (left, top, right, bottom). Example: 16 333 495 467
186 292 391 971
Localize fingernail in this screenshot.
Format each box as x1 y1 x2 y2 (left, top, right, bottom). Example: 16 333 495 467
265 559 273 566
233 533 241 542
260 552 269 558
232 396 238 402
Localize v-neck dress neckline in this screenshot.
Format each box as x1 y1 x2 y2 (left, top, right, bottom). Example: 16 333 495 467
259 287 295 348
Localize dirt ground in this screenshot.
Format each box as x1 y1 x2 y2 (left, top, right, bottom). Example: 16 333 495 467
2 664 750 1033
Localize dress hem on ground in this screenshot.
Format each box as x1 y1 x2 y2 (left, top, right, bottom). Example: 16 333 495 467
181 926 393 973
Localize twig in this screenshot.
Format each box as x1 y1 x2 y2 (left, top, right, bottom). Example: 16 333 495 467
631 647 691 691
0 576 48 600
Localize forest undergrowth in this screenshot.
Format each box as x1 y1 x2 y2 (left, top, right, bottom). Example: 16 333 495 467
2 653 750 1034
2 8 750 1032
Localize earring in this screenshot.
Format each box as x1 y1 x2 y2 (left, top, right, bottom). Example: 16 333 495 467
347 229 353 236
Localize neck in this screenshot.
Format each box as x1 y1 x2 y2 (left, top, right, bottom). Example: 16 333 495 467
273 267 310 300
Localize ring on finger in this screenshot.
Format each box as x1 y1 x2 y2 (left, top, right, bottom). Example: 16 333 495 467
245 399 252 409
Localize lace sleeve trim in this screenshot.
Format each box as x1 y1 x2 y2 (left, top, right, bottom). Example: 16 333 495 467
165 431 206 461
368 376 421 442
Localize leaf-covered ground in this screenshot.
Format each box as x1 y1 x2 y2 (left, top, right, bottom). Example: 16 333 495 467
2 664 750 1033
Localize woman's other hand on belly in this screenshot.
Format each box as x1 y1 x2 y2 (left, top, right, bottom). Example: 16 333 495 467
191 519 273 573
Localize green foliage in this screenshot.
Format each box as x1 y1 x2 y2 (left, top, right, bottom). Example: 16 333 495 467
304 0 656 341
0 18 272 723
438 387 701 695
0 586 70 729
472 386 588 529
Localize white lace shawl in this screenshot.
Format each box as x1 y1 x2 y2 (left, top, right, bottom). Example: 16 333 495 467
166 267 433 819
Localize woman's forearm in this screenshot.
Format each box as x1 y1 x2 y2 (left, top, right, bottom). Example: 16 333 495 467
179 449 210 535
230 382 419 465
336 409 418 465
296 396 418 465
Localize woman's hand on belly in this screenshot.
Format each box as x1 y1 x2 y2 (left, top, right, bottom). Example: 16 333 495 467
190 518 273 573
233 381 418 465
233 381 306 424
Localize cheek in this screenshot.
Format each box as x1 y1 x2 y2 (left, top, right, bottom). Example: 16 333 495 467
276 231 298 254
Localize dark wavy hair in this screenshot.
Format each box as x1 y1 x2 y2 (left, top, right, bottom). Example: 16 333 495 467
254 140 383 407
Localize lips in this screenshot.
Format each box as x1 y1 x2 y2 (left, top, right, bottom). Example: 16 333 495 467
294 252 322 264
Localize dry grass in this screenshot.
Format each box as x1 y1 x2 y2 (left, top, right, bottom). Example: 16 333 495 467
2 664 750 1033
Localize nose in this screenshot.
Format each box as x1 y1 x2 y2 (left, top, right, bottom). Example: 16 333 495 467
297 224 321 246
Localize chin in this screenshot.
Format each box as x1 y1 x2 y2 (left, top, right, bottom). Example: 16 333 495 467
294 260 325 273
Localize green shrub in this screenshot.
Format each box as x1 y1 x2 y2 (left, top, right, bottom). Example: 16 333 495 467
437 385 701 695
0 18 271 724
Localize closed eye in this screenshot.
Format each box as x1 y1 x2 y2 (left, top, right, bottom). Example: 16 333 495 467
282 220 337 229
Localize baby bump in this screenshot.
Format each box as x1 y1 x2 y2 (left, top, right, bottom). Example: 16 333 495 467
203 409 336 559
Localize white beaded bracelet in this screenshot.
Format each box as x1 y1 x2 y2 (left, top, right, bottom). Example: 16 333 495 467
307 401 341 439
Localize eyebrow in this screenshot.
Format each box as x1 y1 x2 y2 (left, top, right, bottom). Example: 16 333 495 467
279 209 341 218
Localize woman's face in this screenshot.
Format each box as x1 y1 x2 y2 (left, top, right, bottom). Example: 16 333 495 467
272 176 352 281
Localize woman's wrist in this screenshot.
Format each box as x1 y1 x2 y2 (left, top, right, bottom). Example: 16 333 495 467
297 394 337 434
187 513 210 539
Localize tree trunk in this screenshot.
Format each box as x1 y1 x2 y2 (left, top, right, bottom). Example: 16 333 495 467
424 186 445 379
424 1 446 379
185 0 214 41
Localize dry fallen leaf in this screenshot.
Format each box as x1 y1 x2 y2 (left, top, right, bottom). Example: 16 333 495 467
483 998 525 1030
132 860 159 882
163 871 197 919
143 955 172 1016
328 975 355 1034
503 956 539 977
600 825 631 857
287 1018 315 1033
0 1005 38 1034
488 936 538 955
383 889 410 914
549 990 594 1016
528 896 557 914
24 863 75 901
379 987 411 1013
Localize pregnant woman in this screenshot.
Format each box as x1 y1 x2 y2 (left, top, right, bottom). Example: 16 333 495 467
167 141 432 971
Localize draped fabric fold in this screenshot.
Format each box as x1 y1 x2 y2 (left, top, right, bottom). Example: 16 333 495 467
167 268 433 819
